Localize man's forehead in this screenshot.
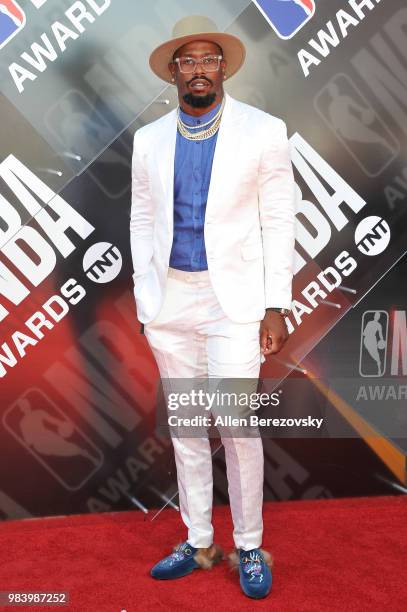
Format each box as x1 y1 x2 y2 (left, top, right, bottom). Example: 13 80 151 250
174 40 221 56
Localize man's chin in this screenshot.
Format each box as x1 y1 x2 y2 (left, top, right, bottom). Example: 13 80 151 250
183 92 217 108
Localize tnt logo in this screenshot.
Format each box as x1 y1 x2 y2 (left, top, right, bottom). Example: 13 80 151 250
252 0 315 40
83 241 122 283
0 1 25 50
355 216 391 256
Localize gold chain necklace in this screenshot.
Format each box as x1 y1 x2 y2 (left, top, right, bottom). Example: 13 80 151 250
177 97 225 141
177 115 222 140
178 97 225 130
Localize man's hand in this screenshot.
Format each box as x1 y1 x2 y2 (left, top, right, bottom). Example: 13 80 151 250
260 310 289 356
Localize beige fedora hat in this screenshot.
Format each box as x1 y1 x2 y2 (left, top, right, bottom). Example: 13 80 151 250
149 15 246 84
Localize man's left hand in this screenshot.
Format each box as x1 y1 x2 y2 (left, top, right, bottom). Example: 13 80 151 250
260 311 289 356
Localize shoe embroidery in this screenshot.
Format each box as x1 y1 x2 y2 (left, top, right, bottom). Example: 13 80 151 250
241 550 264 583
161 542 193 567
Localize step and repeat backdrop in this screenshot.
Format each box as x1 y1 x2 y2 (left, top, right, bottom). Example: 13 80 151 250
0 0 406 520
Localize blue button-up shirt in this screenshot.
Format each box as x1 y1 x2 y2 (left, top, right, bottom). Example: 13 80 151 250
169 101 221 271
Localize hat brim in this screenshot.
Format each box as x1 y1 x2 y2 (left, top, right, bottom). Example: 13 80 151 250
149 32 245 83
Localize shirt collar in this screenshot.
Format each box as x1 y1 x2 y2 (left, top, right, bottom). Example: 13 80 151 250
179 99 222 127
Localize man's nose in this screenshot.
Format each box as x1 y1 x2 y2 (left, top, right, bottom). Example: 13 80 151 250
193 60 206 74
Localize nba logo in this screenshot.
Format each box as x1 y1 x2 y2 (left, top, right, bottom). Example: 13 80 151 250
359 311 389 377
252 0 315 40
0 1 25 50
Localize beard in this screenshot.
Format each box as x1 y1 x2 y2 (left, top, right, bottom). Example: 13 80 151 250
182 91 217 108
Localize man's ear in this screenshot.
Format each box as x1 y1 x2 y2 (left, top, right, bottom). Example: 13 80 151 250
168 62 176 81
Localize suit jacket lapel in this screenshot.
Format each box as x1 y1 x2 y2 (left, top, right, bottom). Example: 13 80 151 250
156 109 177 233
206 93 248 219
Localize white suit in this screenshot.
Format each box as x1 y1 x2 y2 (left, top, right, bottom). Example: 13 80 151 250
130 93 296 551
130 93 296 324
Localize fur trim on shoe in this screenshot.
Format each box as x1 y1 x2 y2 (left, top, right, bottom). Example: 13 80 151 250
168 542 223 569
194 543 224 569
227 548 274 571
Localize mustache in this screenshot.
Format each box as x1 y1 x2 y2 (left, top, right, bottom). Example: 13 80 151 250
187 76 213 86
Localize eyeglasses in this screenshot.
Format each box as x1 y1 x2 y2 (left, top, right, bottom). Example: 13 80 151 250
172 54 223 74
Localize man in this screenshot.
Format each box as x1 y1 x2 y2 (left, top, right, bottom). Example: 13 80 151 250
130 15 296 599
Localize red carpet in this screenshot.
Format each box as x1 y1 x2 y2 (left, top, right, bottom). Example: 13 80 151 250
0 495 405 611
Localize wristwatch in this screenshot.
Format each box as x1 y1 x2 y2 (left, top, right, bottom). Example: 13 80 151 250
266 307 291 316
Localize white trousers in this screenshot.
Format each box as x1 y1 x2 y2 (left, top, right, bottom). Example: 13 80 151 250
144 267 264 551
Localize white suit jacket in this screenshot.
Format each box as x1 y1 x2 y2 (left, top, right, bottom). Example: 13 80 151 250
130 93 296 325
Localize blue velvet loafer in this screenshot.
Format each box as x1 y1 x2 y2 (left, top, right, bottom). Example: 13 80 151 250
228 547 273 599
151 541 224 580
